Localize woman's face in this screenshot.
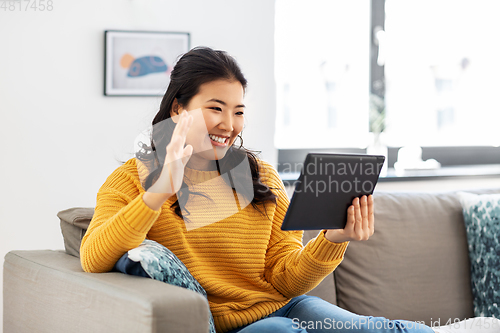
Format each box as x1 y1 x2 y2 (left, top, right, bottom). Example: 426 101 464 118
171 79 245 169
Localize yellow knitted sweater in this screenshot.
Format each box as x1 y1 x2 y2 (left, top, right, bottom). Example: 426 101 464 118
80 158 349 333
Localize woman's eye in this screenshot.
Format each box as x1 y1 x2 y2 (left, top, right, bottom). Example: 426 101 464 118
236 111 244 116
209 107 222 111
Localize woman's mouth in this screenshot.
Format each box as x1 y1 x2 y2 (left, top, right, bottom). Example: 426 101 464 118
209 134 229 147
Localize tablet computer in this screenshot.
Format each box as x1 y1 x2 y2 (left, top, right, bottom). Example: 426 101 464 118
281 153 385 231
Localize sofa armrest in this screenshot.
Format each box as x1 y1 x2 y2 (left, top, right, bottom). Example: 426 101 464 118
3 250 210 333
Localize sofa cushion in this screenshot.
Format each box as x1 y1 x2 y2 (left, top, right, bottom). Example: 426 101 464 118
457 191 500 318
58 207 93 257
334 190 490 326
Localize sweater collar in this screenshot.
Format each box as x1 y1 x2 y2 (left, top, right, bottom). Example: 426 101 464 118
184 166 220 184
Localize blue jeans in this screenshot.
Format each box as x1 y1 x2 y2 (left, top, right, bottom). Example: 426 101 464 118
226 295 434 333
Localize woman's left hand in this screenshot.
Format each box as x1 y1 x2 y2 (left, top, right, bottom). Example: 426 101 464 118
324 195 374 243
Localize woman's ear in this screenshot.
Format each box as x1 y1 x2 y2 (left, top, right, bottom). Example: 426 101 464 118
170 99 181 122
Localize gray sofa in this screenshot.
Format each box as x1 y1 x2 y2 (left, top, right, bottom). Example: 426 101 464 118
4 188 500 333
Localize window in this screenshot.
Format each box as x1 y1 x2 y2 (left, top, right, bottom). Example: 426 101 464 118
383 0 500 147
274 0 370 149
275 0 500 171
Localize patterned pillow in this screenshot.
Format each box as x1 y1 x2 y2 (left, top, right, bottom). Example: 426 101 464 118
457 191 500 317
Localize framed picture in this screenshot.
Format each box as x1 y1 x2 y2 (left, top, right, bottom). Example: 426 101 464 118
104 30 190 96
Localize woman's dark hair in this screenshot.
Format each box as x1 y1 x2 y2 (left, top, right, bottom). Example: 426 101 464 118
136 46 277 218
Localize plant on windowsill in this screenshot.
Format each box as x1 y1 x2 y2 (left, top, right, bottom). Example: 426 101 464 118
369 93 385 136
368 93 388 176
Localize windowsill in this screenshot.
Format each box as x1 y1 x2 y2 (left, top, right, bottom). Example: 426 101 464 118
381 164 500 182
279 164 500 186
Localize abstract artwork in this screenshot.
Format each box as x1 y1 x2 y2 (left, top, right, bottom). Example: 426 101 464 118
104 30 190 96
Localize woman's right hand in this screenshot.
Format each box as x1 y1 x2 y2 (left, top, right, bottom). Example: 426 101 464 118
143 110 193 210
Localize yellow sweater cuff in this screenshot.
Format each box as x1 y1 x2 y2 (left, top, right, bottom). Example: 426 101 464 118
125 192 162 233
307 230 349 262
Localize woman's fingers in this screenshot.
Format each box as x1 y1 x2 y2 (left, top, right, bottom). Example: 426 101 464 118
351 196 373 240
353 197 363 236
360 195 369 232
328 195 375 243
170 111 184 137
177 111 193 140
367 195 375 235
167 111 193 160
346 204 355 231
155 111 194 195
182 144 193 165
172 111 191 145
171 110 188 135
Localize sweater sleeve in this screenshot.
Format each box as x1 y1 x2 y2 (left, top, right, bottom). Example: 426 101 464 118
80 159 161 273
260 161 349 298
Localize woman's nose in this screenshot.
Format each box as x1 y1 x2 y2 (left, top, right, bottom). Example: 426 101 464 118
218 113 233 132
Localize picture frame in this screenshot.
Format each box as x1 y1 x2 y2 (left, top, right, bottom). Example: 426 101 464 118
104 30 190 96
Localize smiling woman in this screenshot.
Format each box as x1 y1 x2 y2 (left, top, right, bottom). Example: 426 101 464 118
134 47 277 216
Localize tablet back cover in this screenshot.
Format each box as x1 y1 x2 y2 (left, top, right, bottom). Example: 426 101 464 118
281 153 385 230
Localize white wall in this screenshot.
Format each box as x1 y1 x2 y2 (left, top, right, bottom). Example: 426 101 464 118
0 1 276 329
